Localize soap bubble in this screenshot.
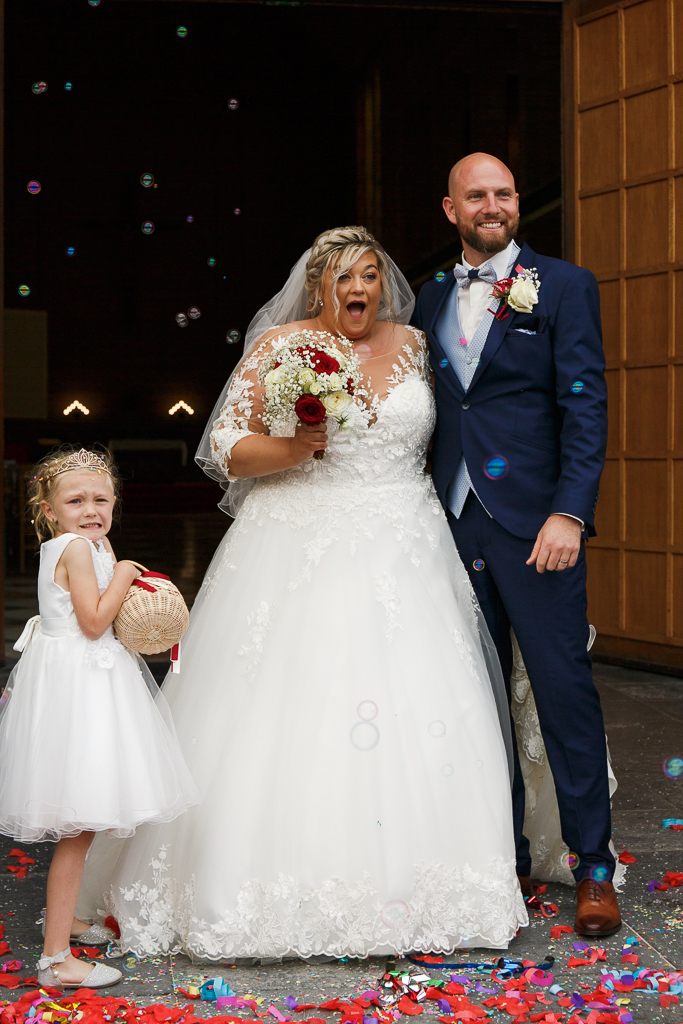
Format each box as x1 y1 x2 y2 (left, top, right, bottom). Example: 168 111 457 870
64 82 73 91
484 455 509 480
590 866 609 882
228 98 239 110
428 720 446 738
434 271 446 282
32 82 47 94
441 764 454 777
473 559 485 571
18 285 31 297
381 901 410 929
561 851 579 870
88 1 100 5
355 343 372 362
571 381 584 394
176 313 188 327
234 208 241 215
141 221 154 234
357 701 378 721
65 247 75 256
27 181 41 194
186 215 194 223
140 173 154 188
439 358 449 368
226 330 242 345
176 25 188 37
207 257 216 266
663 756 683 779
188 306 201 320
350 721 379 751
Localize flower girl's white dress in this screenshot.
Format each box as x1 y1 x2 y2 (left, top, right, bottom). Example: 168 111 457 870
0 533 198 841
79 327 528 957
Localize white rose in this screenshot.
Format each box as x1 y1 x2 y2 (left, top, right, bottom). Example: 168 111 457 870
298 368 315 386
507 277 539 314
265 367 284 385
322 391 353 417
326 372 342 391
309 381 322 395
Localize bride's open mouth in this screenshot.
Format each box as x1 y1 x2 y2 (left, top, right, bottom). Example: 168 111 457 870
346 301 366 320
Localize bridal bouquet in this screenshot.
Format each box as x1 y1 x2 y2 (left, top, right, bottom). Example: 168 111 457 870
258 330 363 458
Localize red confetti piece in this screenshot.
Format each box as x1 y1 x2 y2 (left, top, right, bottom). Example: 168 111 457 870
550 925 573 940
397 997 423 1016
618 849 637 864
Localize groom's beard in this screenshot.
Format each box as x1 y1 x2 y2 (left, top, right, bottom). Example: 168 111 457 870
458 215 520 255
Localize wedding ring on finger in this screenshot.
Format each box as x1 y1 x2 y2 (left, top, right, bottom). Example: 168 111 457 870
559 559 569 563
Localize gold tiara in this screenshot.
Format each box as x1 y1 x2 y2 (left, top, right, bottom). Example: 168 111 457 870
44 449 111 479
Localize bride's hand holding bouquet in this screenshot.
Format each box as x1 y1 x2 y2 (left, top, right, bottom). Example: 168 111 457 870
258 330 363 460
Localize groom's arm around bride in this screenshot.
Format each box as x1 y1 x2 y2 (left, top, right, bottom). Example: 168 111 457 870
414 152 621 939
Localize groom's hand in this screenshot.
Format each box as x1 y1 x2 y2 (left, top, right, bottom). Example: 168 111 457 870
527 514 582 573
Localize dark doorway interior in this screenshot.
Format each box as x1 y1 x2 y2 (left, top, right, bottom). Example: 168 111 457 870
4 0 561 569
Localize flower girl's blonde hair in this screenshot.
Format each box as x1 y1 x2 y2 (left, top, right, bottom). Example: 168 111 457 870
305 226 394 322
27 445 120 542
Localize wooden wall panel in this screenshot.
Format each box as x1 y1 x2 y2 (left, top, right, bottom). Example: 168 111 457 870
580 104 620 190
567 0 683 663
586 547 621 630
623 0 669 88
625 273 668 360
577 13 619 104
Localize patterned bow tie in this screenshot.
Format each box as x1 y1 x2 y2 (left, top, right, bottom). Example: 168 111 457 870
453 263 498 288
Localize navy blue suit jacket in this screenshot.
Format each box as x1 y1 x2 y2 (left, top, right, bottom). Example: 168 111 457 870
413 243 608 540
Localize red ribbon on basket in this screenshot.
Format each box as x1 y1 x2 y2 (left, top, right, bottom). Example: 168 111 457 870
133 571 171 593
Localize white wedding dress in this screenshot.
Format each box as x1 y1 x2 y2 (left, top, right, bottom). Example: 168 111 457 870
78 325 528 958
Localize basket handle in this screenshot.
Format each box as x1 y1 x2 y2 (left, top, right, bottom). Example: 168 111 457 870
119 560 149 572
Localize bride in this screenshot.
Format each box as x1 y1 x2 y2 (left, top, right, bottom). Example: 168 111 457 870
78 226 528 958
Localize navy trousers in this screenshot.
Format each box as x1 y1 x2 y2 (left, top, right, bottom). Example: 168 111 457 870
447 493 614 882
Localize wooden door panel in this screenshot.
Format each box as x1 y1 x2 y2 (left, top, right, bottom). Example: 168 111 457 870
625 366 668 452
580 104 620 191
624 550 667 635
625 181 669 270
566 0 679 664
586 547 621 629
599 280 621 364
624 459 667 544
623 0 669 89
580 192 620 273
673 460 683 544
625 273 668 361
625 89 669 179
577 13 620 105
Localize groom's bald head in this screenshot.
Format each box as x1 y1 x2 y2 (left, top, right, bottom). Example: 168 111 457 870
444 153 519 261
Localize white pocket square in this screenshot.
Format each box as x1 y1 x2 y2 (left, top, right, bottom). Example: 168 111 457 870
515 328 537 335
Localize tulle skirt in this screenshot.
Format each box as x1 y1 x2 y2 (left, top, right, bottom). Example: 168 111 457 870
0 635 199 841
78 476 528 957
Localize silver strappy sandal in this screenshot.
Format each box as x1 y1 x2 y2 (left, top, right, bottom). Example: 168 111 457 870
36 946 122 990
39 911 116 947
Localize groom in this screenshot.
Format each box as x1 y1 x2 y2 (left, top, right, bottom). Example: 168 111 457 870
414 153 620 937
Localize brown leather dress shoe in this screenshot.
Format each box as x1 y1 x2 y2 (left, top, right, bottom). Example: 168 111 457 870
517 874 532 898
574 877 622 937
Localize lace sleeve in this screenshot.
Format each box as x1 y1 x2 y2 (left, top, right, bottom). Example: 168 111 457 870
209 338 272 478
404 325 431 383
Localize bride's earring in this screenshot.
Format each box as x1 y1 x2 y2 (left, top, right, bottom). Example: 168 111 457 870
319 298 324 307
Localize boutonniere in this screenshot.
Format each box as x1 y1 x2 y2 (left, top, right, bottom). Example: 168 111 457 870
489 265 541 320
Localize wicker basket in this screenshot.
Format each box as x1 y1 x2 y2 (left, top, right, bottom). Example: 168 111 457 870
114 562 190 655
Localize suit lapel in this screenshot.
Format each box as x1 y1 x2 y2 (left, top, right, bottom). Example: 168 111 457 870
467 242 537 393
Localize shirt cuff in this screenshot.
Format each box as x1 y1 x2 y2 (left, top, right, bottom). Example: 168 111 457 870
554 512 585 529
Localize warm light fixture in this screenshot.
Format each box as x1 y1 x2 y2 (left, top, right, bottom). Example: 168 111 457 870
169 400 194 415
63 400 90 416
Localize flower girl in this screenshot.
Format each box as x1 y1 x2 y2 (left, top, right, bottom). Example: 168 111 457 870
0 448 198 990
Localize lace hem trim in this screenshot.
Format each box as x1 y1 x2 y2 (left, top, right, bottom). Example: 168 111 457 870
108 850 528 959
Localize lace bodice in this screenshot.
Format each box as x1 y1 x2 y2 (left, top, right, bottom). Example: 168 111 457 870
210 325 434 492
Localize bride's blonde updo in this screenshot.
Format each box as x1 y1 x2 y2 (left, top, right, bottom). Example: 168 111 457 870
305 226 394 323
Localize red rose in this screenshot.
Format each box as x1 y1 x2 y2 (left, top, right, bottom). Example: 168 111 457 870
491 277 513 299
295 395 326 425
345 380 355 395
296 346 340 375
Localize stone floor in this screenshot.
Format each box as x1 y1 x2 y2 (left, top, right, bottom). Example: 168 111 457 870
0 513 681 1020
